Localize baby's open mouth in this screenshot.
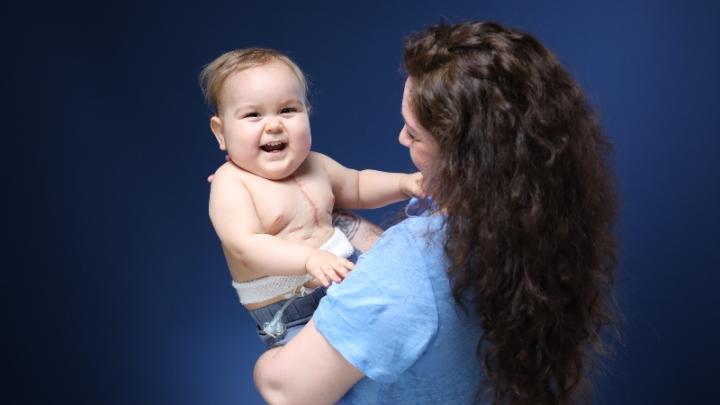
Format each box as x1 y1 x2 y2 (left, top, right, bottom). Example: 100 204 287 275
260 142 286 152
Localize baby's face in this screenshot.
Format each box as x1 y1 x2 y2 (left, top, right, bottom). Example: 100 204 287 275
212 61 311 180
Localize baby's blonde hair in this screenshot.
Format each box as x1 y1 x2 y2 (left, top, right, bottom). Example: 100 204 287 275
199 48 309 115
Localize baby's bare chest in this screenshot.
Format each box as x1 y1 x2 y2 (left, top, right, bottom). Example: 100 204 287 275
243 173 335 236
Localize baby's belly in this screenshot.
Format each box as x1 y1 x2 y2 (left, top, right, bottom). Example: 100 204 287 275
277 223 335 247
226 223 336 283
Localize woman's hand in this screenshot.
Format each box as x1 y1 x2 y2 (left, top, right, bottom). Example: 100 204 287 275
305 249 354 287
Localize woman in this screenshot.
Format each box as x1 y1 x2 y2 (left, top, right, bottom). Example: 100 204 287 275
254 21 618 405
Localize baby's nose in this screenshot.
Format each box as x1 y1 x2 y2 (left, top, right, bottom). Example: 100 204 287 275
264 119 283 133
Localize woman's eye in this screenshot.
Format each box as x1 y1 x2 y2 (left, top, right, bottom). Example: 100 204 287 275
280 107 296 114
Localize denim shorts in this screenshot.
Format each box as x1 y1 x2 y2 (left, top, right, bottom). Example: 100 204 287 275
248 286 328 348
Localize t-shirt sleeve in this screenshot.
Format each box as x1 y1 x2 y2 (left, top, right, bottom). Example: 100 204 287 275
313 222 439 383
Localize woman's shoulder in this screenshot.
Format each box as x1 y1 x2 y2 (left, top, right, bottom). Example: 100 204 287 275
397 213 444 232
381 215 445 252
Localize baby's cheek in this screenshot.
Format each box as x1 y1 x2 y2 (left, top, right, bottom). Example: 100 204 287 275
226 150 252 170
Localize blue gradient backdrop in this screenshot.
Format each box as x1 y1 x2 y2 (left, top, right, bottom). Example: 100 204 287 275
9 0 719 403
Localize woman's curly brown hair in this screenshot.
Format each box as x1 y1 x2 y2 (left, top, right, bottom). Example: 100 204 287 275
404 21 618 404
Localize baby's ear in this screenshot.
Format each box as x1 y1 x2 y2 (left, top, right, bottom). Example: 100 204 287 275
210 116 226 150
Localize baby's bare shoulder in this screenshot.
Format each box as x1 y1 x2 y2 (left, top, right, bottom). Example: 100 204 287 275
210 162 250 196
208 163 261 220
305 151 335 173
213 161 242 179
305 151 324 165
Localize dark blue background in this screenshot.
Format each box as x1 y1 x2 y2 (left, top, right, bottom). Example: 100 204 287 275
9 0 719 403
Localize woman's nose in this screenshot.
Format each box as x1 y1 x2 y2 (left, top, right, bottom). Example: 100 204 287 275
398 128 410 147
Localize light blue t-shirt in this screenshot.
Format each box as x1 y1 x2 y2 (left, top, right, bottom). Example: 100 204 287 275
314 198 484 404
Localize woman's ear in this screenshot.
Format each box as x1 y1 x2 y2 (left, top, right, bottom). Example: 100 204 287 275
210 116 227 150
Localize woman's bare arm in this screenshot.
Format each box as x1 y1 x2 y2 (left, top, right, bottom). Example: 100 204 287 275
254 319 363 405
332 209 382 253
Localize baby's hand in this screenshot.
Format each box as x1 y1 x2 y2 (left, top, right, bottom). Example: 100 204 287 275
305 249 354 287
400 172 425 198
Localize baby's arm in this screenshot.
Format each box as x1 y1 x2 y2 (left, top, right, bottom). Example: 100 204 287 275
209 167 351 285
313 152 423 209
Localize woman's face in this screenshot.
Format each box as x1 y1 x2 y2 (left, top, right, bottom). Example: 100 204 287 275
398 79 440 178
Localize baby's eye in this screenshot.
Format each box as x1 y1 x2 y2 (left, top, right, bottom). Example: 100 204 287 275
244 112 260 119
280 107 297 114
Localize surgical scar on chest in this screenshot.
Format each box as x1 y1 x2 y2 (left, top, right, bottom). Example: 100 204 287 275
291 177 320 226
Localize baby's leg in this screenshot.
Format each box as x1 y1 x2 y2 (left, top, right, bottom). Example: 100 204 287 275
331 210 382 254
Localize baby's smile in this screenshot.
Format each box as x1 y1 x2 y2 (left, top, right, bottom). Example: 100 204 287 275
260 141 287 153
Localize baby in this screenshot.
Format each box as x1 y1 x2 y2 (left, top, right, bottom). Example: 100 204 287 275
201 48 422 347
